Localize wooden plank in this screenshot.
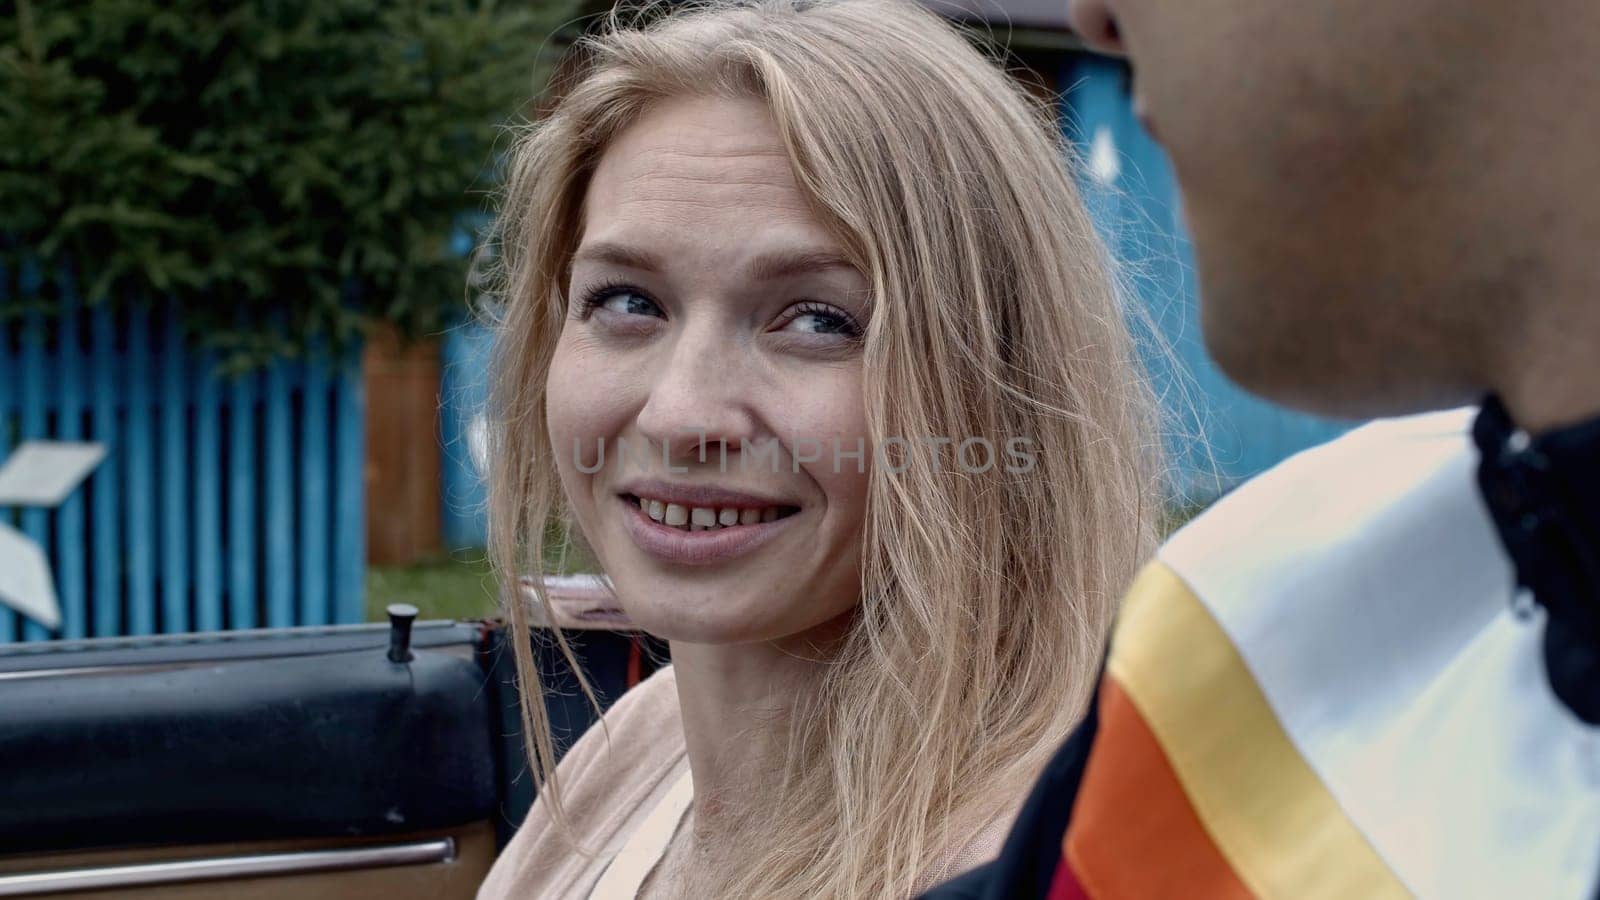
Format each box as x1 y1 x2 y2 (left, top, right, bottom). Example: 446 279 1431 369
90 305 122 637
263 355 293 628
362 325 441 565
0 266 15 642
159 300 190 633
298 346 331 626
123 303 155 635
227 364 258 630
193 348 224 633
333 340 366 623
20 275 53 642
54 284 89 640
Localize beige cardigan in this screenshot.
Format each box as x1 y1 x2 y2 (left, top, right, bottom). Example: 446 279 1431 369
477 665 1022 899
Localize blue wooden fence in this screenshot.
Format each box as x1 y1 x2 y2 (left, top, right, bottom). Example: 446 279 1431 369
1059 56 1357 499
0 276 365 644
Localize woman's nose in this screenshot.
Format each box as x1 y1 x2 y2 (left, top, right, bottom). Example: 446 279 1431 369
634 331 757 468
1067 0 1128 58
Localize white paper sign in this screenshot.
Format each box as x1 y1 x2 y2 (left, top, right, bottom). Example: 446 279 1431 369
0 521 61 629
0 441 107 507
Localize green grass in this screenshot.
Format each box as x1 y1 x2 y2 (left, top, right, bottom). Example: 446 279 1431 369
365 551 499 623
364 534 597 623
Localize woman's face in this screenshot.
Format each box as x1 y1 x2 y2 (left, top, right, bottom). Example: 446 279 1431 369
546 94 872 646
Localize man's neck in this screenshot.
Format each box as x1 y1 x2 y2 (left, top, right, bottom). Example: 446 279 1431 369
1486 278 1600 434
1462 16 1600 435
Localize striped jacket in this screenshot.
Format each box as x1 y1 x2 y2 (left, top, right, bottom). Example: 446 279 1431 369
926 407 1600 900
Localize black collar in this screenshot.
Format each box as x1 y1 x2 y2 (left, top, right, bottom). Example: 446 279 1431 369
1473 394 1600 723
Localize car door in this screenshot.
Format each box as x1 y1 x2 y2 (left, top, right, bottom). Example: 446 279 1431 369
0 615 663 899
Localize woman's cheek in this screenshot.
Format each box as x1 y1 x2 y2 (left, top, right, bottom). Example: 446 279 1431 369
546 334 623 485
784 367 870 513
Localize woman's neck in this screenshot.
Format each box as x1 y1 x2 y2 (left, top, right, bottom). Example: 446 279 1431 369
667 618 849 837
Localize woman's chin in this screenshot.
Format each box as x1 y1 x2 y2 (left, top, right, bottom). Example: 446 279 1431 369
617 604 788 646
614 594 858 652
597 544 863 646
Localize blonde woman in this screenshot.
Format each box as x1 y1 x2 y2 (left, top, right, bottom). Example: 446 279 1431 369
478 1 1161 897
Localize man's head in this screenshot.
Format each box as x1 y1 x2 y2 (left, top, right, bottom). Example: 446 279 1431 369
1067 0 1600 424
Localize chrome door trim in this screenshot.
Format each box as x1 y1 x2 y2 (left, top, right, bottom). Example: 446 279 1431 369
0 837 456 896
0 661 224 683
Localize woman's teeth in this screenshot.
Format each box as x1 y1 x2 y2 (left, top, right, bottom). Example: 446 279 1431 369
638 497 786 531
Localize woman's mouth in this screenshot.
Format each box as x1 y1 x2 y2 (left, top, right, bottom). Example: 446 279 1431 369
616 491 802 566
622 493 801 532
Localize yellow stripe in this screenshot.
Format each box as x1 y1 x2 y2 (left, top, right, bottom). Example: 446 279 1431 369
1108 561 1412 900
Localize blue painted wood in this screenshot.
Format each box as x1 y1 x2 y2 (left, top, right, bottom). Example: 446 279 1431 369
263 355 294 628
20 273 53 642
54 285 89 640
89 306 122 637
193 349 223 633
440 320 493 549
2 293 366 644
124 304 156 635
0 265 17 643
227 365 258 631
159 301 190 633
1060 56 1355 499
332 341 365 624
298 347 331 626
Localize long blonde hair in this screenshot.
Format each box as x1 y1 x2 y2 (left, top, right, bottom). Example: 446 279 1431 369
487 1 1162 896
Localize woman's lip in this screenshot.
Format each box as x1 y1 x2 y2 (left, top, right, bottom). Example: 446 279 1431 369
620 496 796 567
616 479 797 510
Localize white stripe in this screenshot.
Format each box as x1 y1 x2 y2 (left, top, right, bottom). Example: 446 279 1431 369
590 768 694 899
1161 408 1600 900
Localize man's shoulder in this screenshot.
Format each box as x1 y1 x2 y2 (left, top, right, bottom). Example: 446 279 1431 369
1181 407 1479 538
1151 406 1512 715
1101 406 1598 899
1163 406 1496 593
924 409 1594 900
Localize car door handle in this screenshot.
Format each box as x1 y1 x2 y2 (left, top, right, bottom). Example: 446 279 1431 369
0 837 456 896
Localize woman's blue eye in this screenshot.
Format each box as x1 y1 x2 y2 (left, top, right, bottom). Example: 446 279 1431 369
587 287 662 318
782 303 861 338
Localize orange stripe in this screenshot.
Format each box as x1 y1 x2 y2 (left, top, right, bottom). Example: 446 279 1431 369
1064 677 1253 900
1108 562 1408 898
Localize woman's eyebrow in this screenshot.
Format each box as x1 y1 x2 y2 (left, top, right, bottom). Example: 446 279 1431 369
571 240 663 272
571 241 856 281
745 248 858 281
